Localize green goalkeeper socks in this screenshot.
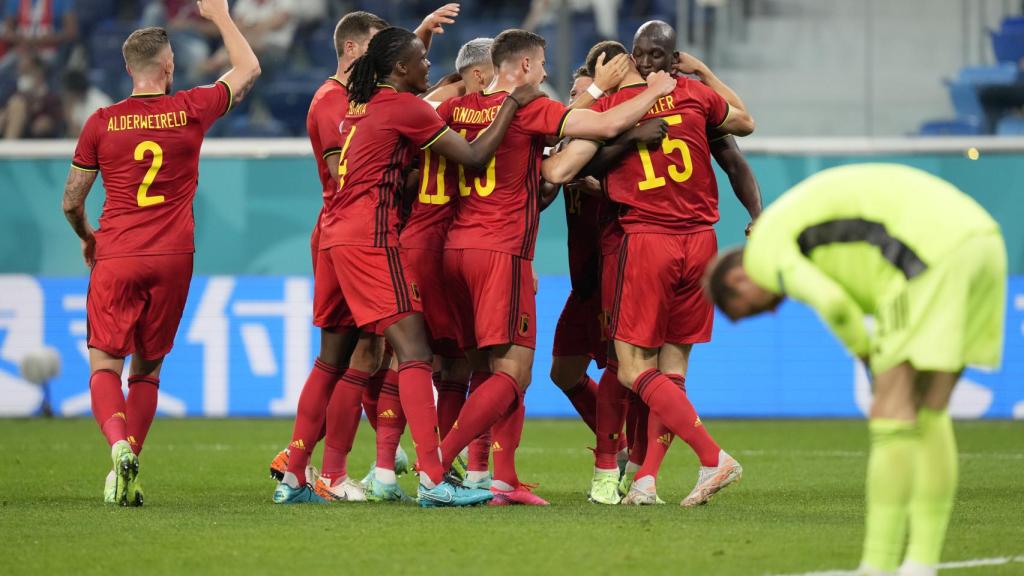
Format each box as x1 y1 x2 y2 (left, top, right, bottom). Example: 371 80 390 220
906 408 958 566
861 418 919 571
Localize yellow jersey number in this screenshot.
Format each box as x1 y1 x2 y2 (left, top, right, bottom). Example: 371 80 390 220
636 114 693 191
336 125 357 191
134 140 165 207
417 128 497 204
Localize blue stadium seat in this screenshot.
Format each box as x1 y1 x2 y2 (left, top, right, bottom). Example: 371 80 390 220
1001 16 1024 34
216 115 290 138
89 20 139 94
262 74 322 136
995 116 1024 135
943 64 1018 122
305 24 338 71
991 29 1024 63
917 118 982 136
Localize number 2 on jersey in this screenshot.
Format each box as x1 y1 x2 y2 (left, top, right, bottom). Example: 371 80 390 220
134 140 165 207
636 114 693 191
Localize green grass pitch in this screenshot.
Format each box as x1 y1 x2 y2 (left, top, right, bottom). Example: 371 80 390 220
1 418 1021 575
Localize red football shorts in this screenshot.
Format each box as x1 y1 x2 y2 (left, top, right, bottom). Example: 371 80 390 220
402 247 462 358
87 253 193 360
443 248 536 350
327 245 420 331
551 291 606 367
610 229 716 349
313 248 356 330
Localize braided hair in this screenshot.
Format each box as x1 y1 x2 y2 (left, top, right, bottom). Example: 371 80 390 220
347 27 417 104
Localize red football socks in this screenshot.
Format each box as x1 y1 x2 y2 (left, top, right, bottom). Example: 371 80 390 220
363 368 386 430
491 394 525 487
286 358 342 485
397 361 444 484
595 364 627 469
633 369 719 467
635 375 686 480
125 375 159 455
466 371 492 472
374 369 405 471
321 368 369 480
90 369 127 446
436 378 469 439
563 374 599 434
441 371 519 469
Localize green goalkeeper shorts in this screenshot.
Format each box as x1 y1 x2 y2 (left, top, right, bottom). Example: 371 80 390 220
871 231 1007 374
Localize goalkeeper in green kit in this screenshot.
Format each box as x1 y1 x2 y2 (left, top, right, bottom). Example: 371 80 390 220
705 163 1006 576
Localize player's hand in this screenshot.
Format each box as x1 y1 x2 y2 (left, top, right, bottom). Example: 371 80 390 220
592 52 629 93
646 70 676 97
627 118 668 148
418 3 460 35
745 221 753 237
81 234 96 269
510 83 544 108
673 51 709 77
567 176 602 197
195 0 229 20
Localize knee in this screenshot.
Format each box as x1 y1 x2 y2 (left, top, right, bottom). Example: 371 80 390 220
616 362 641 390
549 359 572 390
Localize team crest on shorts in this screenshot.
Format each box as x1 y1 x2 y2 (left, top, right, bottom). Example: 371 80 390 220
519 313 530 336
410 282 421 302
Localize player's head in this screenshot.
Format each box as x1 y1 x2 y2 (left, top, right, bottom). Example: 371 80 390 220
347 27 429 103
122 27 174 93
456 37 495 92
569 65 592 103
584 40 631 82
704 247 783 321
632 20 676 78
334 11 389 63
491 29 547 87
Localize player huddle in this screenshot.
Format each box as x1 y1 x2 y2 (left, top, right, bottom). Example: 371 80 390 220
63 1 1006 575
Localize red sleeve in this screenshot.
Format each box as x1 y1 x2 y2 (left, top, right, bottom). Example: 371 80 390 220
181 80 233 131
396 95 449 149
71 112 103 172
516 96 571 137
589 94 610 113
693 81 729 128
316 93 347 159
436 97 454 123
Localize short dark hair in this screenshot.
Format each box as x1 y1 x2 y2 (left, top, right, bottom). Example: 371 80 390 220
122 27 170 71
491 29 546 68
572 65 590 80
334 11 389 59
704 247 746 311
585 40 627 78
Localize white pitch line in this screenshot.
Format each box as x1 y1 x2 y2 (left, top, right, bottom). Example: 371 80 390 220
768 555 1024 576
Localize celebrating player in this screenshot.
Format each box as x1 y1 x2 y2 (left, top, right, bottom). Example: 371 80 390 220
542 21 755 506
61 0 259 506
705 164 1006 576
436 28 677 505
316 25 544 507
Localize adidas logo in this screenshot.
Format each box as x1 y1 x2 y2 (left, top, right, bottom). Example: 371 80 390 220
379 409 398 419
113 412 127 421
491 441 502 452
289 439 306 450
694 417 703 427
657 433 672 446
127 435 138 446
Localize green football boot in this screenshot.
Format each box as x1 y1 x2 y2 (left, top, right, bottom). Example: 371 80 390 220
588 469 622 505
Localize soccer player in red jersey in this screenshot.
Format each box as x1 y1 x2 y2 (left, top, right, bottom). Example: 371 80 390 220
315 26 543 507
60 0 259 506
542 22 756 506
436 29 677 505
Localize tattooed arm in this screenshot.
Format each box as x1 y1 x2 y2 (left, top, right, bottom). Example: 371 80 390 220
198 0 261 104
62 168 98 268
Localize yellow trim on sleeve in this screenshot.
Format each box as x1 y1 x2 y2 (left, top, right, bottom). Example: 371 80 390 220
557 109 575 139
71 163 98 172
420 126 450 150
714 104 732 130
217 80 235 115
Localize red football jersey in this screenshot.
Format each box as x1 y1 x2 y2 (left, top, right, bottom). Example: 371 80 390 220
306 77 348 234
563 184 602 295
319 85 448 249
592 77 728 234
400 97 460 252
72 82 231 260
599 199 624 256
444 91 571 260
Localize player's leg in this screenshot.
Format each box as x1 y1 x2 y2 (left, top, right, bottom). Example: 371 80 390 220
437 353 470 439
860 362 920 574
550 292 599 433
365 353 412 501
595 250 631 487
462 348 494 488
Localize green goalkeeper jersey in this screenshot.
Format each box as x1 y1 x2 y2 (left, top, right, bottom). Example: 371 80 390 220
744 163 1001 357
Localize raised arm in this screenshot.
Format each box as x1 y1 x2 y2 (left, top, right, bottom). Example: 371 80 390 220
710 134 761 235
675 52 753 136
561 71 676 141
430 84 543 170
61 168 99 268
198 0 261 105
414 3 460 53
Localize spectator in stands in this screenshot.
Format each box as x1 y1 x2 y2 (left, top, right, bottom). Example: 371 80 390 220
0 54 62 139
523 0 621 40
199 0 297 78
0 0 79 74
61 68 111 137
978 59 1024 133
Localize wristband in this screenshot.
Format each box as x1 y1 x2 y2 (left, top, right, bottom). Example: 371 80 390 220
586 83 604 99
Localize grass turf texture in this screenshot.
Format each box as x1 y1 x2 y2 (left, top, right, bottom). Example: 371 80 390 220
1 419 1021 575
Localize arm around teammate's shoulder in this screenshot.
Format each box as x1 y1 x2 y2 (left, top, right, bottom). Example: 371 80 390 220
562 71 676 141
198 0 261 107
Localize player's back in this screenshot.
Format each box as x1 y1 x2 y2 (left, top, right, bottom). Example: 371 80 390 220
72 83 231 260
445 90 570 260
306 78 348 207
596 76 729 235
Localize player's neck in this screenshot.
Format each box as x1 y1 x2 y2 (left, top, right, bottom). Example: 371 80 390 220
486 69 525 94
334 58 354 84
131 78 168 97
618 71 645 90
